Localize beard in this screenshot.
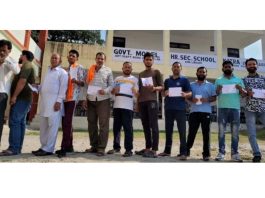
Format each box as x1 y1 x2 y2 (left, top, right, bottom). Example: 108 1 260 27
18 58 23 64
197 75 206 81
223 70 232 75
247 67 257 74
123 71 131 76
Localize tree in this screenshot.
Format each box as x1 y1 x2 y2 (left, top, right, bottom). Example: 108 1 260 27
31 30 104 45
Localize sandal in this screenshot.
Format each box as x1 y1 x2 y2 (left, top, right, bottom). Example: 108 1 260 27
158 152 171 157
85 147 97 153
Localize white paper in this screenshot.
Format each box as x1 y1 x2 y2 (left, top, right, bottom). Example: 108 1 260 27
87 85 102 95
253 89 265 99
168 87 182 97
141 77 153 86
222 84 237 94
119 84 133 95
28 83 39 93
195 94 202 105
69 67 78 80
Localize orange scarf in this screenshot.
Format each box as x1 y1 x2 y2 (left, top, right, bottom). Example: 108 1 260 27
86 64 97 84
66 63 78 101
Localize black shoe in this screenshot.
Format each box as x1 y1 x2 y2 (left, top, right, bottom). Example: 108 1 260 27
64 147 74 153
55 149 66 155
203 156 210 162
56 150 67 158
123 151 133 157
55 147 74 154
135 149 146 155
32 148 42 155
34 149 53 156
252 156 261 163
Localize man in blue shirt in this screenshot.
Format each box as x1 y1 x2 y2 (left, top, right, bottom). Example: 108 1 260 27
215 60 245 162
158 62 191 160
186 67 216 161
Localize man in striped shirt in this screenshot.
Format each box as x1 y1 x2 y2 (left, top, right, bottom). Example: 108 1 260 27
83 52 114 156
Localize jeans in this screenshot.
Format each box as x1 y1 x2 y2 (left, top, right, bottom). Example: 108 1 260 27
245 110 265 157
164 109 187 155
139 101 159 151
187 112 211 157
113 108 134 151
0 93 8 143
8 100 31 154
217 108 240 155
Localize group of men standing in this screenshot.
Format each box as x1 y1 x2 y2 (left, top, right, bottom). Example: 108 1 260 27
0 38 264 162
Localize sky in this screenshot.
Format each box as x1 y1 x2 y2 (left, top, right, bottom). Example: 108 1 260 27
100 30 107 41
244 39 263 59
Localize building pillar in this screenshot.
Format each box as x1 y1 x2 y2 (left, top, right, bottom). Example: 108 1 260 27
24 30 31 49
38 30 48 79
161 30 170 119
38 30 48 53
106 30 114 66
163 30 170 67
261 36 265 59
214 30 223 72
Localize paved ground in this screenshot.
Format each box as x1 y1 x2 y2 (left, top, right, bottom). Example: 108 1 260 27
0 124 264 163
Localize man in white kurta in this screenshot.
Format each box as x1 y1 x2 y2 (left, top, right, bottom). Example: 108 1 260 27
0 39 20 144
32 53 68 156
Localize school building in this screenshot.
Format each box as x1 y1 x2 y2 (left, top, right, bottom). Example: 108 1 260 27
3 30 265 128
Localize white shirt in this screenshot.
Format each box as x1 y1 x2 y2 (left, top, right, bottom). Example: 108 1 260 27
113 75 138 111
39 66 68 117
0 56 20 94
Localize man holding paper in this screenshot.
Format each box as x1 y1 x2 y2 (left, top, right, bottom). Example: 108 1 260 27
215 60 245 162
186 67 216 161
243 58 265 162
158 62 191 160
135 52 163 158
83 52 113 156
56 49 85 157
32 53 68 156
107 61 138 157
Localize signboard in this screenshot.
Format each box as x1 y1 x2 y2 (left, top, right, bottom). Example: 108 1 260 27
223 57 265 72
112 47 163 64
112 48 265 72
170 52 217 68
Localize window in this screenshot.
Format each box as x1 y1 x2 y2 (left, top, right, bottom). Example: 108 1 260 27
210 46 214 52
227 48 240 58
113 37 126 48
170 42 190 49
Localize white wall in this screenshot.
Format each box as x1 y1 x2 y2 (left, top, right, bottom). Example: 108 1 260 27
114 30 163 50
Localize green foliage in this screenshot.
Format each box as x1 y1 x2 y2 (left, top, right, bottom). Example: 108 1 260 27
31 30 104 45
